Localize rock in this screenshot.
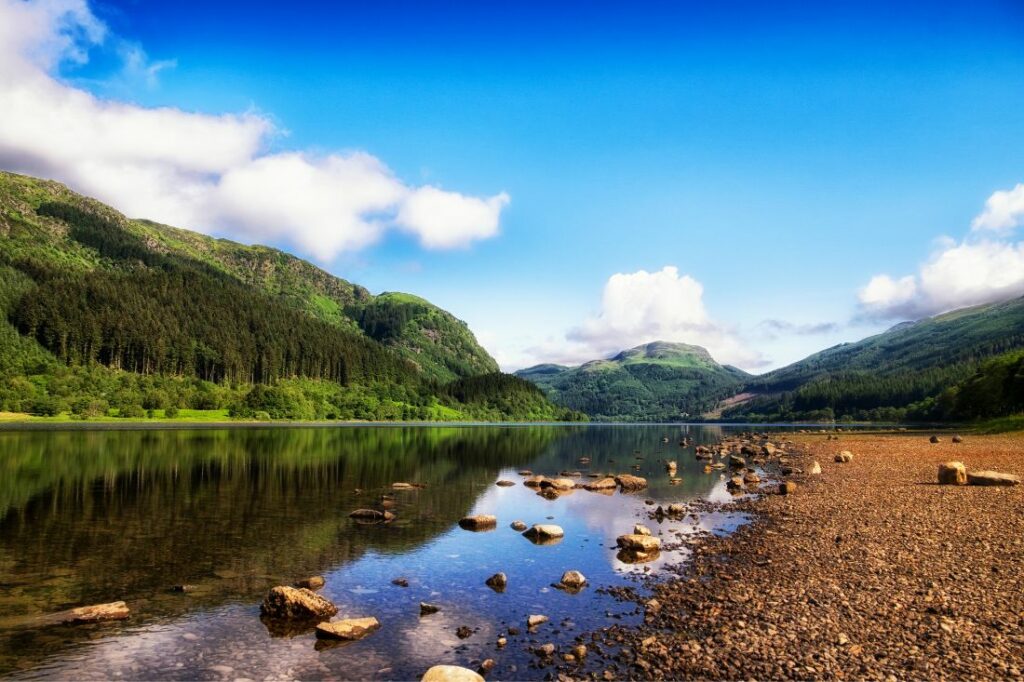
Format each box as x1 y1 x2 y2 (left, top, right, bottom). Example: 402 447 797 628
583 477 617 491
952 435 963 443
809 461 822 475
743 471 761 485
510 520 527 531
729 455 746 469
315 617 380 640
930 435 941 443
260 586 337 620
835 451 854 463
495 480 515 487
539 477 576 491
617 534 661 552
456 625 473 639
727 476 745 491
967 470 1021 487
58 601 130 624
294 576 325 590
645 598 661 613
779 481 797 495
522 475 546 488
572 644 588 659
522 524 564 543
537 488 562 500
420 602 440 616
349 508 395 522
667 503 685 515
537 643 555 657
559 570 587 590
527 614 549 628
614 474 648 492
937 461 967 485
665 461 678 472
633 524 652 536
392 482 422 489
477 659 495 676
518 470 533 476
458 515 497 531
485 572 507 592
169 585 194 593
421 665 484 682
391 577 410 587
496 636 507 648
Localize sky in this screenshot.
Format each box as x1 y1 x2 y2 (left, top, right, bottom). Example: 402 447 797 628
2 0 1024 372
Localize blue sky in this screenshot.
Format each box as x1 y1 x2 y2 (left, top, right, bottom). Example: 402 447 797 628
3 0 1024 370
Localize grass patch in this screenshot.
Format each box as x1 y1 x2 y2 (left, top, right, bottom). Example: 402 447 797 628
970 414 1024 434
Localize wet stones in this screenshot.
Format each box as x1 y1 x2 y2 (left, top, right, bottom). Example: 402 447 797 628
419 602 440 616
937 461 967 485
56 601 130 625
391 577 410 587
557 570 587 592
458 515 497 531
614 474 648 492
523 475 546 488
510 520 528 531
485 572 507 592
527 614 550 628
540 477 576 491
617 534 661 553
537 643 556 657
743 471 761 485
260 586 337 620
966 470 1021 486
583 477 617 491
522 524 564 544
495 480 515 487
294 576 325 590
315 617 380 641
727 476 745 492
421 665 484 682
729 455 746 469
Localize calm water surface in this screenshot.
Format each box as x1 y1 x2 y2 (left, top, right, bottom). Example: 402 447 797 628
0 425 760 680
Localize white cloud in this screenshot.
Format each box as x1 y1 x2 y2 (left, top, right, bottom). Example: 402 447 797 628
858 184 1024 320
0 0 508 261
518 266 764 370
971 183 1024 233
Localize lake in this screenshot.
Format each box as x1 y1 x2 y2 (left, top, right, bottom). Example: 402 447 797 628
0 424 759 680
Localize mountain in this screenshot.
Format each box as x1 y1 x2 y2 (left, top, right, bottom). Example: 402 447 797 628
0 170 574 422
516 341 750 421
723 296 1024 421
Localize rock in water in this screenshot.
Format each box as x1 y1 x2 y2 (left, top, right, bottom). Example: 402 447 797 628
726 476 745 491
937 461 967 485
527 614 549 628
559 570 587 590
315 617 380 640
495 480 515 487
421 665 484 682
420 602 440 616
967 470 1021 487
349 509 395 522
617 534 661 552
522 475 546 488
614 474 648 492
260 586 337 620
510 520 527 531
294 576 325 590
743 471 761 485
633 524 652 536
58 601 130 625
583 477 617 491
459 515 497 531
522 524 564 543
485 572 507 591
540 477 576 491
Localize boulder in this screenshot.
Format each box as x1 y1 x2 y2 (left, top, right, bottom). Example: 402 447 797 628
937 461 967 486
540 477 576 491
522 475 546 488
260 586 337 620
537 643 556 657
495 480 515 487
633 524 652 536
667 503 685 515
929 435 941 444
421 665 484 682
559 570 587 590
294 576 325 591
614 474 648 492
967 470 1021 487
834 451 854 463
420 602 440 616
58 601 130 625
809 461 822 475
510 520 528 531
952 435 963 444
583 477 617 491
485 572 508 591
617 534 661 552
459 515 497 531
315 617 380 641
391 577 410 587
522 524 564 543
527 614 549 628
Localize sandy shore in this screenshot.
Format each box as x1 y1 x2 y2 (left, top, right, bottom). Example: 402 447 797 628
574 432 1024 680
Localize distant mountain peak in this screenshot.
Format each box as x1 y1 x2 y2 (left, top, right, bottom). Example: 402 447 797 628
612 340 714 362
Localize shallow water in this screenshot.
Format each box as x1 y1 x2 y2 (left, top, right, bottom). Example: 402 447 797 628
0 424 761 680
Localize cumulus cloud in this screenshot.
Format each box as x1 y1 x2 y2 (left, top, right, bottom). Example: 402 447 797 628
858 185 1024 320
0 0 508 261
523 266 765 370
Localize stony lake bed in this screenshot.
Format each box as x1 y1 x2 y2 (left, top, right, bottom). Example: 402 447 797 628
0 424 758 680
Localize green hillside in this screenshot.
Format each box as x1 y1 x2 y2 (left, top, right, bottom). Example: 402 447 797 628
0 170 568 422
724 297 1024 422
516 341 750 421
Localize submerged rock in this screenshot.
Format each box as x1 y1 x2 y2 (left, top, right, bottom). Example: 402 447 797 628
614 474 648 492
421 665 484 682
54 601 130 625
459 515 497 531
727 476 745 492
260 586 337 620
391 577 410 587
495 480 515 487
937 461 967 485
485 572 508 592
349 509 395 522
420 602 440 616
294 576 325 591
315 617 380 641
456 625 473 639
967 470 1021 486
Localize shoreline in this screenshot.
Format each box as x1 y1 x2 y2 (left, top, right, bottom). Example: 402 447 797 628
573 431 1024 679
